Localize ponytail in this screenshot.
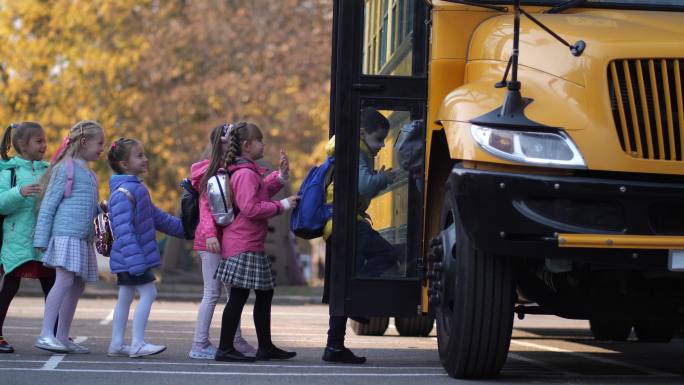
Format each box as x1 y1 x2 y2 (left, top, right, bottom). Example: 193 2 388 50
1 122 43 161
1 124 15 160
50 136 71 164
199 123 229 193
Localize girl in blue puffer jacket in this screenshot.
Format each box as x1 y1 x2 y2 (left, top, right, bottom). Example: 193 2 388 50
105 138 185 358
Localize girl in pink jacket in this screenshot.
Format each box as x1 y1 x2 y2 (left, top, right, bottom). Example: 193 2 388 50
213 122 298 362
188 124 255 359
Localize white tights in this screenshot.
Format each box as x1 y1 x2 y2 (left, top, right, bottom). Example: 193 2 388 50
110 282 156 348
39 267 85 341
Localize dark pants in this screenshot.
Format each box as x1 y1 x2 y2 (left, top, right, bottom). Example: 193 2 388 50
327 315 348 349
324 221 398 348
355 220 398 277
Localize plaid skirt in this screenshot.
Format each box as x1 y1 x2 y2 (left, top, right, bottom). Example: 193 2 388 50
214 252 275 290
42 236 98 282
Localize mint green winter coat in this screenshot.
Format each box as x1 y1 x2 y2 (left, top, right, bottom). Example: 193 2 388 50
0 156 49 274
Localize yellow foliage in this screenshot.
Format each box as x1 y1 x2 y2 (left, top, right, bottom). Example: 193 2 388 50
1 0 332 212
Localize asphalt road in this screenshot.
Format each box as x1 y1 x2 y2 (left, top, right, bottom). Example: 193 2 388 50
1 296 683 385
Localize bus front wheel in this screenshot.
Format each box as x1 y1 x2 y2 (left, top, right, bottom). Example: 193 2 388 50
431 182 515 379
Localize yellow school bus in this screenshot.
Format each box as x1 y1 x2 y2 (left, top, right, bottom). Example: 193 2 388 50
328 0 684 378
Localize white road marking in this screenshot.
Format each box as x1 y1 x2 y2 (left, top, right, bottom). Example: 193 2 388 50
511 340 677 377
0 368 445 376
0 358 442 371
40 355 65 370
508 352 578 376
73 336 88 343
99 310 114 325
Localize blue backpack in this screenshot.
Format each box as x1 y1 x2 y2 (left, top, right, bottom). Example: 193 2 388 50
290 156 334 239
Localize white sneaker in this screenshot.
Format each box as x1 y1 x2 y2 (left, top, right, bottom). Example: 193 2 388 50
107 344 131 357
129 342 166 358
188 343 217 360
61 339 89 354
34 335 68 353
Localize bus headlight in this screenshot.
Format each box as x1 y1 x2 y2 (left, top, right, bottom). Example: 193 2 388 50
470 125 586 168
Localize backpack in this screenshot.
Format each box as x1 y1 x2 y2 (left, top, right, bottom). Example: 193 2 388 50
93 187 135 257
394 120 424 174
290 156 334 239
207 169 234 226
0 168 17 250
180 178 199 240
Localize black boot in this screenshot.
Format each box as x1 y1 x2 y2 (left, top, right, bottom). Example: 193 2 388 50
322 346 366 364
256 345 296 360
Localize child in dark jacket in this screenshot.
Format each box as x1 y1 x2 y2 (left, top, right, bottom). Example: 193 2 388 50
105 138 185 358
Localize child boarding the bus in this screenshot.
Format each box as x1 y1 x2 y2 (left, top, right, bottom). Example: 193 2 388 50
320 107 398 364
105 138 186 358
33 120 105 354
213 121 299 362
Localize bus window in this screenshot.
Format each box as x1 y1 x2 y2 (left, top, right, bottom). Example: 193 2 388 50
363 0 414 76
354 107 423 279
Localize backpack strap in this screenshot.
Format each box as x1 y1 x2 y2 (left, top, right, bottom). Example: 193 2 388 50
323 157 334 188
64 158 74 198
9 168 16 188
115 187 136 207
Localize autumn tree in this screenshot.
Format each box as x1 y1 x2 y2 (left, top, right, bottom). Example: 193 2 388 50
0 0 332 211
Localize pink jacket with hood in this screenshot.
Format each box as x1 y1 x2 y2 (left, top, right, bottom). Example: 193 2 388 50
190 159 221 252
222 158 284 258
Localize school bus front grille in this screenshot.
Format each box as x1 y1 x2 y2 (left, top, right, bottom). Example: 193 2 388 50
608 59 684 160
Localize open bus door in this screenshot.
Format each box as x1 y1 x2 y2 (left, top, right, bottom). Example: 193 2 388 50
328 0 430 333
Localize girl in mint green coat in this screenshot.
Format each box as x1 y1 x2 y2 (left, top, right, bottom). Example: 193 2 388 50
0 122 53 353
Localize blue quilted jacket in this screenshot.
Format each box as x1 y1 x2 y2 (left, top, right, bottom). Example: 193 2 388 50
108 175 184 275
34 158 99 248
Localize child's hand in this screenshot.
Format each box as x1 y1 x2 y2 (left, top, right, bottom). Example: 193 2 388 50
20 184 41 197
279 148 289 179
378 166 397 184
286 195 300 209
206 237 221 254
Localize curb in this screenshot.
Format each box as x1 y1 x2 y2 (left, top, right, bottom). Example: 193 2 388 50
16 285 323 305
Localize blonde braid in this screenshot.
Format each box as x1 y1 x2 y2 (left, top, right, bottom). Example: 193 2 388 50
37 120 103 207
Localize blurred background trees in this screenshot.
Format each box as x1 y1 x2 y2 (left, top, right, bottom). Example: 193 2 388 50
0 0 332 210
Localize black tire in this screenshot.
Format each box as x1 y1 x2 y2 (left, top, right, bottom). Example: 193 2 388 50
589 319 632 341
634 320 675 343
395 314 435 337
350 317 389 336
433 181 515 379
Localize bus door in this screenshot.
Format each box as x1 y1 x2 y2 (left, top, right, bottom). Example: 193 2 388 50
329 0 429 318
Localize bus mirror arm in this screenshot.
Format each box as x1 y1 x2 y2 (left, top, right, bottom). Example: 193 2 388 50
519 8 586 57
471 0 583 130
